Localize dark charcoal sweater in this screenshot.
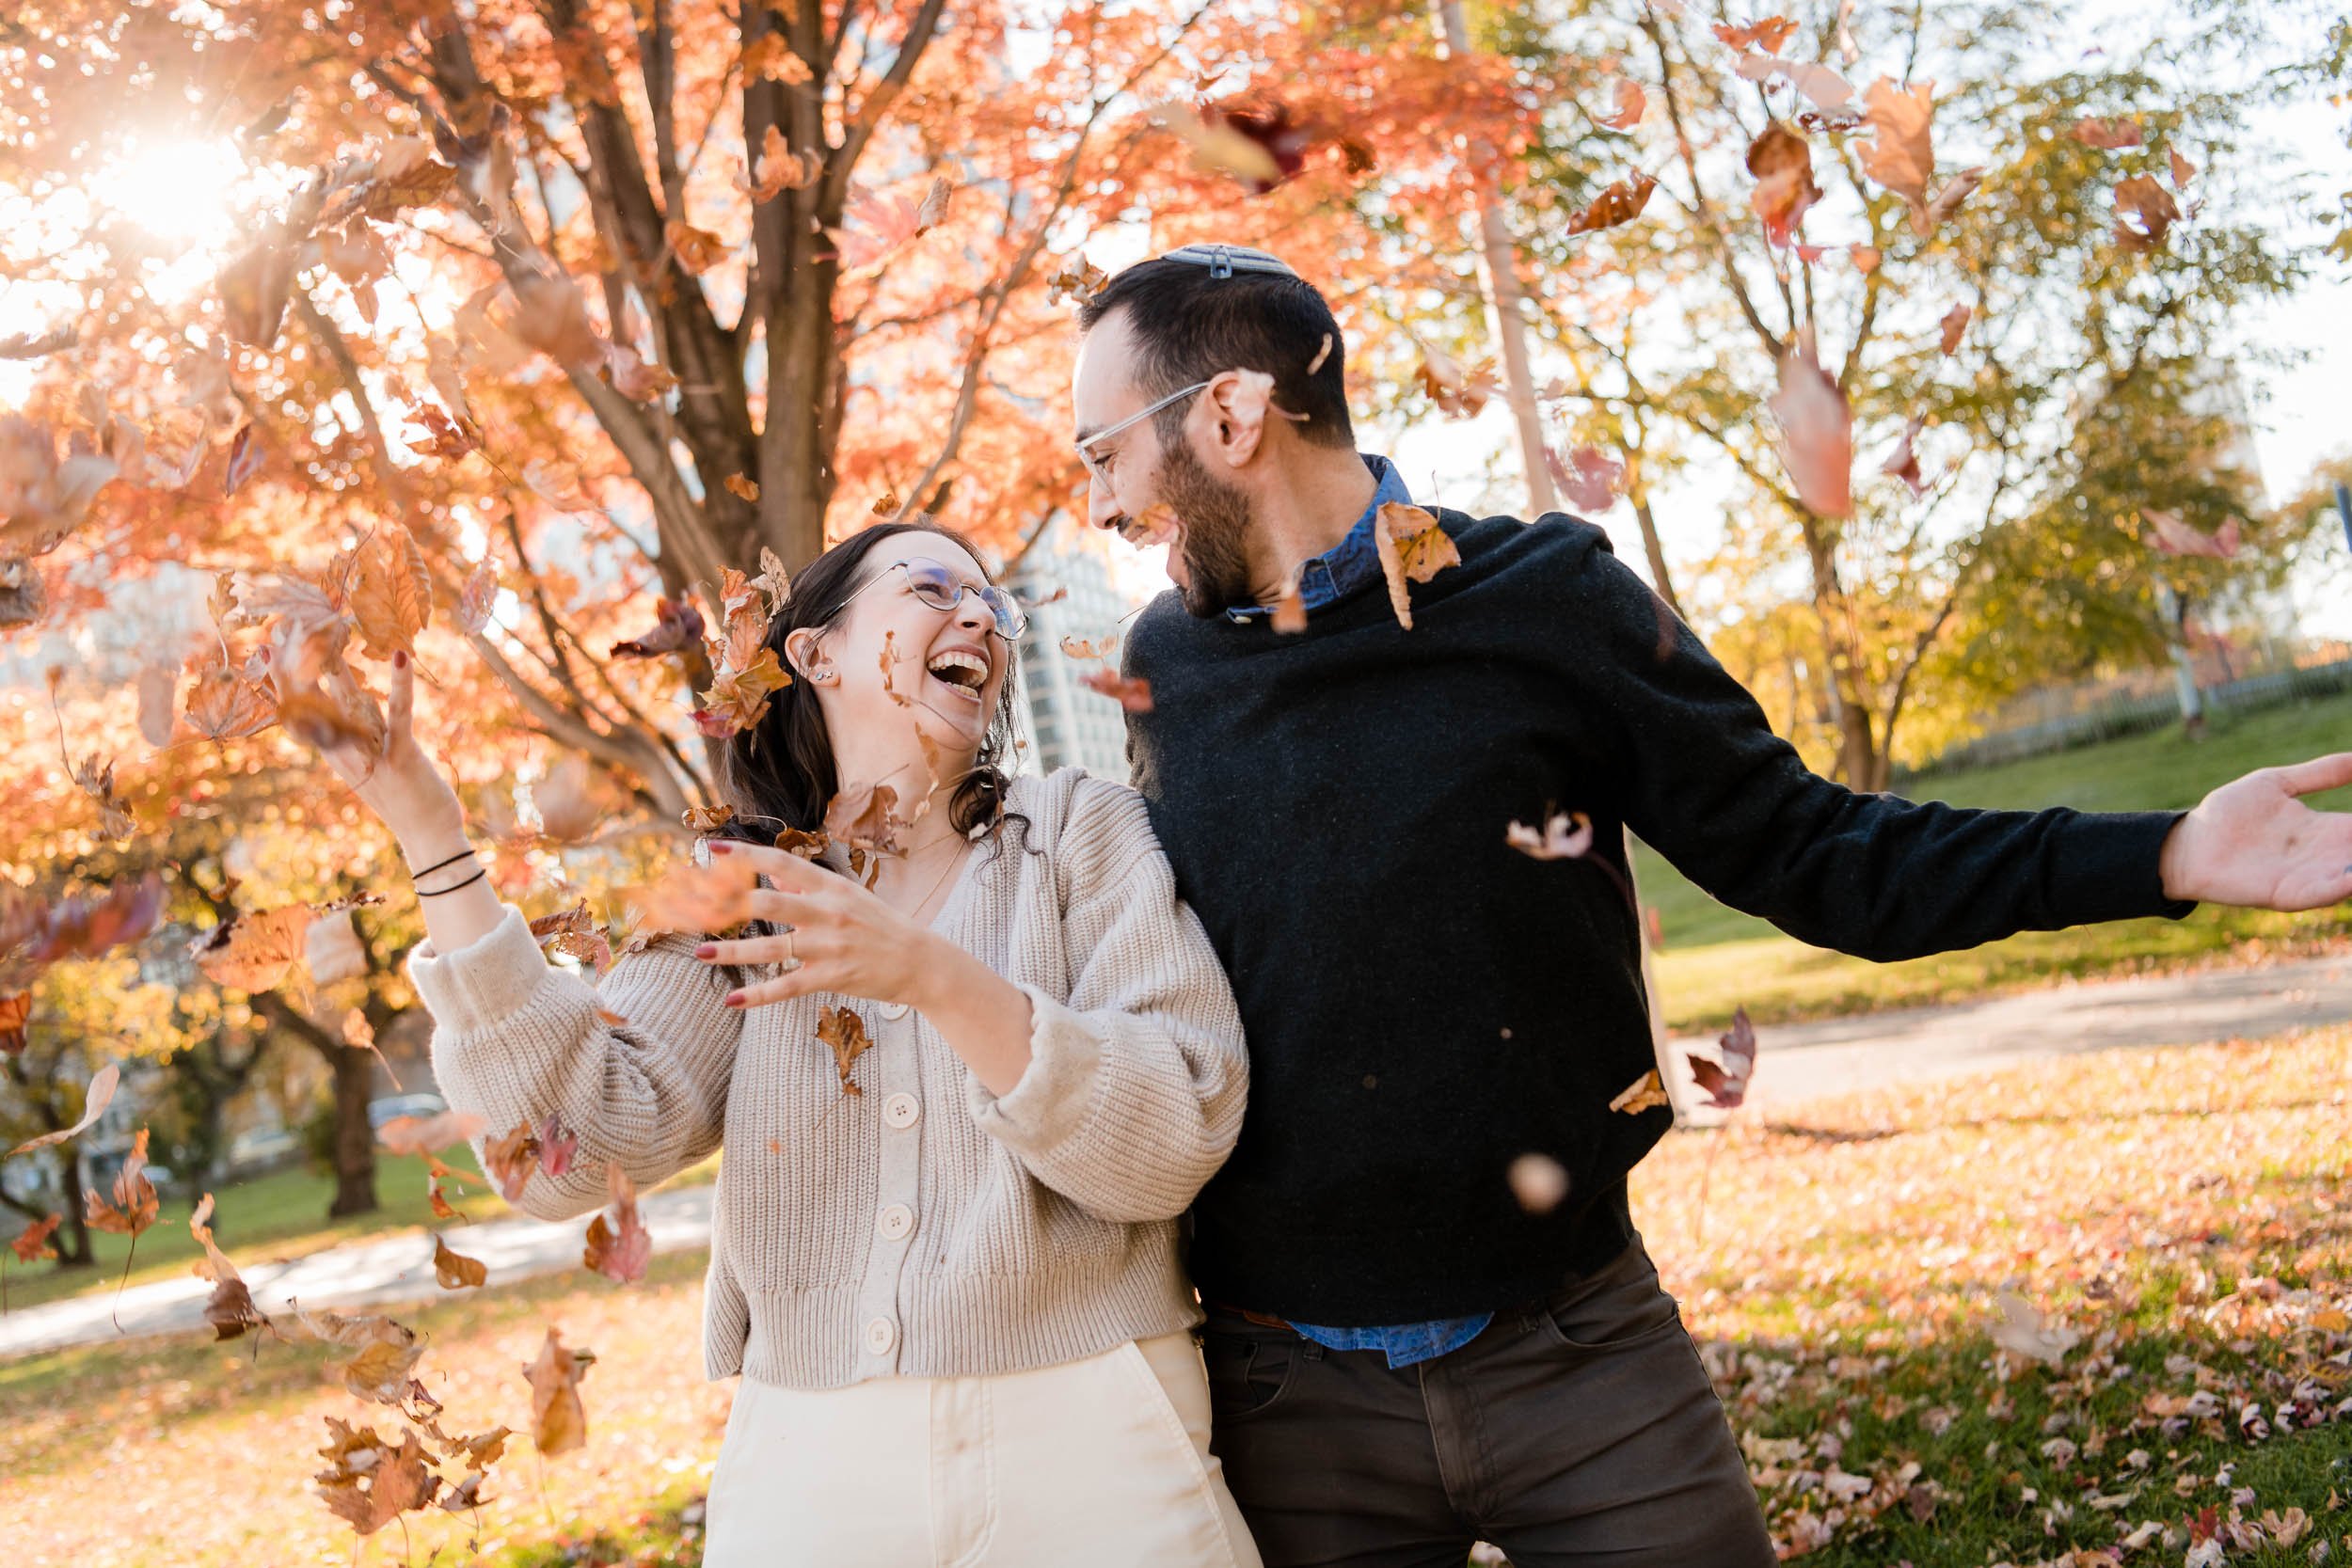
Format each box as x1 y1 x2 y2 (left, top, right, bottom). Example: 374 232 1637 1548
1123 509 2195 1324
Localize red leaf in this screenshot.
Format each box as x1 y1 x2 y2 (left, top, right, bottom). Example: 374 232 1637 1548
1077 669 1154 712
1769 336 1852 518
1688 1006 1758 1109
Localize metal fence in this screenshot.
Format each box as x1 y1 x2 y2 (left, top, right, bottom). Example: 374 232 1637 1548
1898 655 2352 780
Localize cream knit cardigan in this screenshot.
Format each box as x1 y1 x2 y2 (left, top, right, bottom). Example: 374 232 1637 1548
406 768 1248 1389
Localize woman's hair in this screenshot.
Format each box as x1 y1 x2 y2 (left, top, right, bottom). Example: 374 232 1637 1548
710 518 1025 847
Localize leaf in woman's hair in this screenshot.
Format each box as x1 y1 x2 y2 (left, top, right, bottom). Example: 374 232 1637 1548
817 1006 873 1096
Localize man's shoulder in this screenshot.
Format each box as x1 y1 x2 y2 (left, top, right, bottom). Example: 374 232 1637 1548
1438 507 1615 574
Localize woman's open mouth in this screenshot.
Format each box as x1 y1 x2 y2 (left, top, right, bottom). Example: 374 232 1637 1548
925 645 989 705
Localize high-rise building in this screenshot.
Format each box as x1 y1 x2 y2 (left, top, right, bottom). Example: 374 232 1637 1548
1004 515 1144 783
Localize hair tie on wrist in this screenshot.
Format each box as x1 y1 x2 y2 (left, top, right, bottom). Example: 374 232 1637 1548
409 847 477 879
417 867 488 897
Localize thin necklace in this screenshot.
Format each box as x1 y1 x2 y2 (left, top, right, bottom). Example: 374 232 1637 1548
891 836 968 926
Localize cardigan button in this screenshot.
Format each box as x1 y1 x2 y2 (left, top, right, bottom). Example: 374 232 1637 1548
882 1093 920 1129
864 1316 897 1354
878 999 911 1021
877 1203 914 1241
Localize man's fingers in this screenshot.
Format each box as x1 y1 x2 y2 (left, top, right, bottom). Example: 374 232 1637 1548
2272 752 2352 799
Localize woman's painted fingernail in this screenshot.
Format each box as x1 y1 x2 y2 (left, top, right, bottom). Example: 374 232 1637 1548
723 990 746 1007
393 650 407 670
693 942 717 960
708 841 733 854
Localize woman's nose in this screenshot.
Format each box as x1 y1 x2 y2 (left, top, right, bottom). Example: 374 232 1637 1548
953 593 990 631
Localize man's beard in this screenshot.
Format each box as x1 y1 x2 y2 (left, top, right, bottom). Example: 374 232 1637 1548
1156 440 1256 619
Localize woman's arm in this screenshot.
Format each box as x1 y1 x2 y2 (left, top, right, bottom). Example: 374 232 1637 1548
410 910 747 1219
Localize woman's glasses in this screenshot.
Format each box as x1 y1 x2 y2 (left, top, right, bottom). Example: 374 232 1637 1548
842 558 1027 641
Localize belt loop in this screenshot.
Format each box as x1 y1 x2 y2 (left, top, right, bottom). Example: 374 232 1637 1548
1301 1340 1326 1361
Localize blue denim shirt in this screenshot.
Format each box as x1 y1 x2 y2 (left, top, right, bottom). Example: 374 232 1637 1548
1226 451 1496 1369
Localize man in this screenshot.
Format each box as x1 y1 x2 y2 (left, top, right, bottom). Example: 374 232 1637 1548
1068 243 2352 1568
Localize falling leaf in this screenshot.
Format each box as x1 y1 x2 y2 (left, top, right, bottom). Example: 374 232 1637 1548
70 752 134 842
0 555 44 629
1689 1007 1759 1109
1858 77 1975 237
524 1327 593 1454
1546 445 1626 513
2114 173 2181 251
1565 172 1658 236
1991 1289 2080 1365
834 179 949 270
375 1109 489 1156
225 422 264 495
135 663 179 748
506 267 607 371
1712 16 1799 53
0 416 118 555
2072 116 2143 150
739 33 815 86
664 220 730 276
1734 53 1854 112
539 1115 579 1177
2139 508 2240 560
216 234 300 348
817 1007 873 1095
314 1418 439 1534
1769 335 1852 518
483 1123 541 1205
0 992 27 1056
8 1063 119 1155
454 561 499 637
1916 166 1984 235
1371 502 1459 632
581 1164 650 1283
741 124 823 203
1077 670 1154 711
610 597 706 659
433 1234 486 1290
1150 99 1296 192
1045 254 1110 308
1745 122 1823 246
1506 811 1595 861
1610 1070 1671 1115
8 1212 60 1262
2168 147 2197 188
1938 302 1971 356
535 752 625 844
1058 633 1120 661
1594 78 1647 131
1414 343 1500 419
1848 244 1881 272
691 646 790 736
189 1193 268 1338
1880 416 1928 497
723 473 759 502
1508 1153 1569 1213
84 1125 159 1237
305 910 369 987
191 904 314 992
350 526 433 659
825 781 906 857
1270 571 1308 634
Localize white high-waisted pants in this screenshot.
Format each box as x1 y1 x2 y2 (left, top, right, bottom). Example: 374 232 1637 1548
702 1330 1263 1567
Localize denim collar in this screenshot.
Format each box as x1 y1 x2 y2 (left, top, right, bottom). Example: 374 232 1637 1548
1224 453 1411 624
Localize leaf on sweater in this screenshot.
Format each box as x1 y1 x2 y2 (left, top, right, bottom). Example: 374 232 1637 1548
1373 502 1458 630
314 1418 441 1535
1507 811 1595 861
433 1234 487 1290
85 1125 159 1235
8 1062 119 1155
817 1006 874 1096
1508 1153 1569 1213
1689 1007 1759 1110
582 1164 650 1284
1077 669 1154 712
376 1109 488 1157
531 900 613 974
524 1327 594 1454
1610 1070 1671 1116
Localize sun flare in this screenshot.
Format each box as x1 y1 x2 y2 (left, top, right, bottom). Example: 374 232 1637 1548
88 135 248 248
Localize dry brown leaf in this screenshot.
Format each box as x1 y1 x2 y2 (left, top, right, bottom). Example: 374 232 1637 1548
1077 670 1155 711
1689 1007 1759 1110
189 904 312 992
1746 122 1822 247
1610 1070 1671 1116
2072 116 2143 150
8 1063 119 1155
1938 302 1971 356
1565 172 1657 237
2115 173 2182 252
1594 78 1646 131
825 781 906 857
1734 52 1853 113
376 1109 488 1156
817 1006 873 1096
1769 335 1852 518
630 854 759 937
1881 415 1928 498
1372 502 1459 631
433 1234 486 1290
1058 633 1120 661
1859 77 1942 233
691 646 790 737
314 1419 439 1534
581 1163 650 1284
1712 15 1799 53
524 1328 594 1455
723 472 759 502
1414 344 1500 419
483 1123 541 1205
350 526 432 659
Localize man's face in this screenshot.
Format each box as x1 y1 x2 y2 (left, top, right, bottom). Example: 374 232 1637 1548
1073 310 1257 618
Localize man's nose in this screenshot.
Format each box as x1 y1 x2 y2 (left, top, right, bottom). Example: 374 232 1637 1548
1086 471 1123 532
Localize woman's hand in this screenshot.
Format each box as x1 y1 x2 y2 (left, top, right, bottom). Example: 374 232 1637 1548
312 650 469 855
695 841 954 1010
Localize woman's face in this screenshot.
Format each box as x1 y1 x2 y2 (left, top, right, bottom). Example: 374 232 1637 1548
807 538 1011 760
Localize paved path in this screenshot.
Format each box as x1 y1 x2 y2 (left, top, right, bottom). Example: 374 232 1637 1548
9 955 2351 1361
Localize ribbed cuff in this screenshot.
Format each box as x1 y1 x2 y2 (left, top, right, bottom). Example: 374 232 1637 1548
2051 810 2198 926
405 903 559 1037
965 985 1103 1156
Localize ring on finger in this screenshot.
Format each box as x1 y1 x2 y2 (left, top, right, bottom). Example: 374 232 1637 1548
780 925 803 974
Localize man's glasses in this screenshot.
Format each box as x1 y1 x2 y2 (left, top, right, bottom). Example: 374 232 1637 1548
842 558 1027 641
1075 381 1213 484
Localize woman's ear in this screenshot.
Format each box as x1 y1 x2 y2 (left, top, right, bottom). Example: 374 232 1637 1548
784 627 834 684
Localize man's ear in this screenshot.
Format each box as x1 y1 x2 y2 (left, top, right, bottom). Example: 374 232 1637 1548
783 627 832 683
1190 368 1276 470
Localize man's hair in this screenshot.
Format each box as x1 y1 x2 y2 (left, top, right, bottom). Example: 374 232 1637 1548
1075 257 1355 450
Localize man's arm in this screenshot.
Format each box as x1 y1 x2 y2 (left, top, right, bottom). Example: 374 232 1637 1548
1564 536 2197 962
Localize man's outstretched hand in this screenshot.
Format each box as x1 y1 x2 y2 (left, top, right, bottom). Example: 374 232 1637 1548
2158 752 2352 910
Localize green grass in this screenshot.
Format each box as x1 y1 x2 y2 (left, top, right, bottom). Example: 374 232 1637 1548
4 1152 721 1316
1642 689 2352 1032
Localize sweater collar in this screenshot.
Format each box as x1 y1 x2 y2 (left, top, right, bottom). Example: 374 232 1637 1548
1223 453 1411 625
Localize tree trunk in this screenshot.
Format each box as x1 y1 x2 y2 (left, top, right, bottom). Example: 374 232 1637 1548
1797 513 1885 789
326 1044 379 1219
56 1152 93 1266
1628 489 1685 622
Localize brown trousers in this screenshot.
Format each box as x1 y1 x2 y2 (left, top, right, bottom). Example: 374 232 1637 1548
1199 1238 1777 1568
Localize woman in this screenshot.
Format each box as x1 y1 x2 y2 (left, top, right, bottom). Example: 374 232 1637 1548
315 519 1259 1566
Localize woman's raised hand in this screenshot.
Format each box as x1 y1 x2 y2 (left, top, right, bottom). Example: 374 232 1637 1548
694 841 954 1012
314 649 469 855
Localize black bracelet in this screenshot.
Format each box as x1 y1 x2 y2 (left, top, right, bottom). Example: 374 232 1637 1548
408 847 477 879
417 867 488 897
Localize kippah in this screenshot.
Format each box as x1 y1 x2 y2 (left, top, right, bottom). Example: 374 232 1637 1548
1157 243 1298 280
